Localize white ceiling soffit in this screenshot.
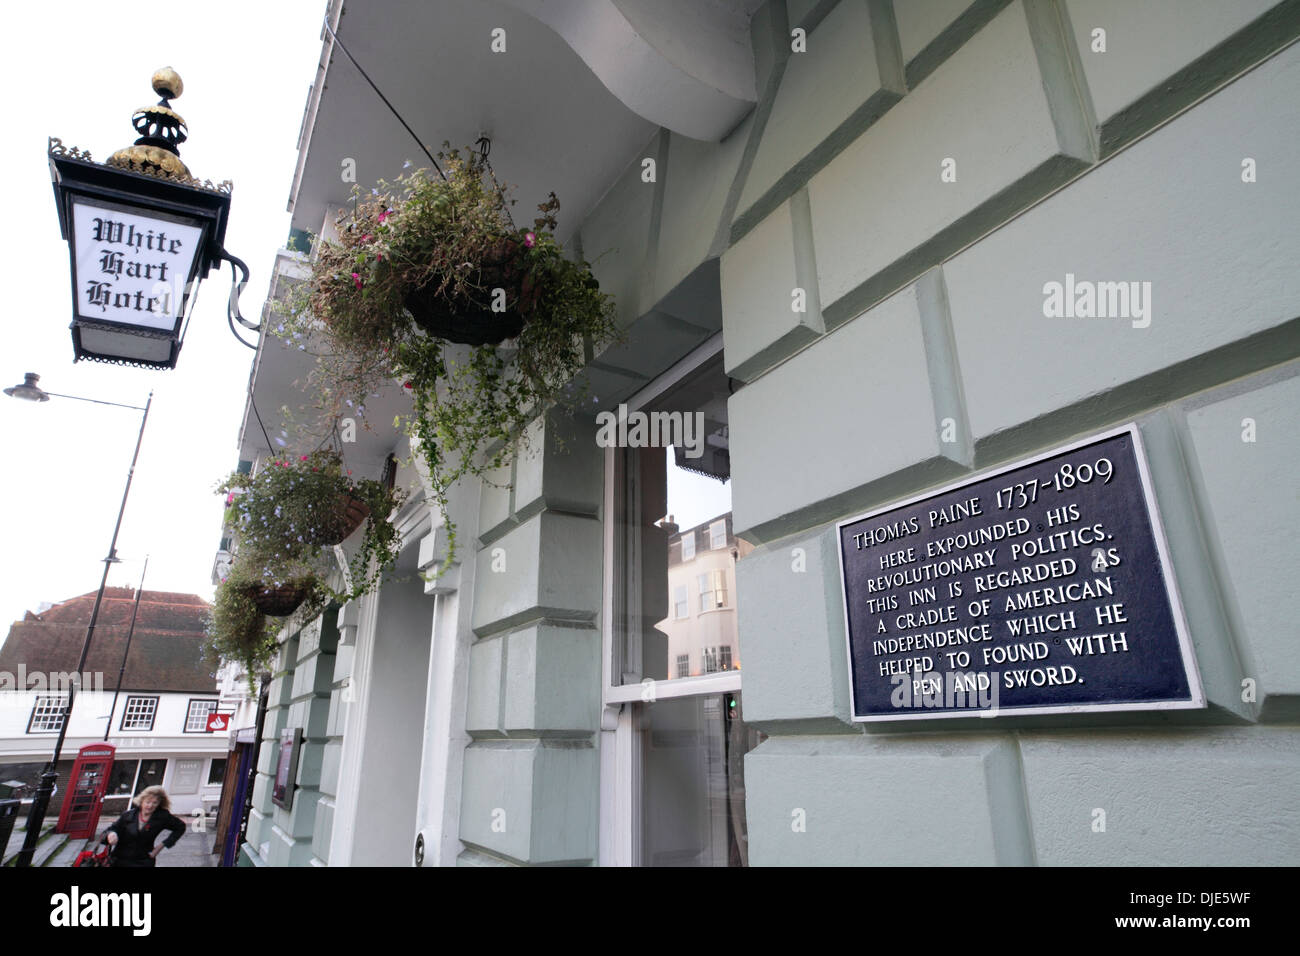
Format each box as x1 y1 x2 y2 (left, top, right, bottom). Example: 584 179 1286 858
289 0 663 242
501 0 760 141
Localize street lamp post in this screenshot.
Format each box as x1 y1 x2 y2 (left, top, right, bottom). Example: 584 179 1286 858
104 556 149 742
4 373 151 867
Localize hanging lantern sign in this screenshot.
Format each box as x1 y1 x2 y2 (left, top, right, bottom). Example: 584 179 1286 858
48 68 241 369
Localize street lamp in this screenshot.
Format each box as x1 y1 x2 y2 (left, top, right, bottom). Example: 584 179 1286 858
48 67 256 369
3 373 50 402
4 373 151 866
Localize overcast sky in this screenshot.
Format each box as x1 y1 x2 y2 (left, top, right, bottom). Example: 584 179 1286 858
0 2 325 629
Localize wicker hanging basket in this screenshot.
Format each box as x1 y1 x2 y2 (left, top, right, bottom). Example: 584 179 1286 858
403 237 540 346
247 582 311 617
320 494 371 546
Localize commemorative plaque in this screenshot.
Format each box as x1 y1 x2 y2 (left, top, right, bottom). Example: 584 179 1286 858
837 424 1204 721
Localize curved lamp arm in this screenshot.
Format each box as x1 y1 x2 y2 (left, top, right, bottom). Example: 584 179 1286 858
220 250 259 350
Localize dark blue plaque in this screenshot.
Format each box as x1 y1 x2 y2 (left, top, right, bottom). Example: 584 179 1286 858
836 425 1204 721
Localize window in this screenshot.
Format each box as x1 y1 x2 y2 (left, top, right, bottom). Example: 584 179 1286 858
699 569 727 612
674 584 689 619
208 759 228 785
606 341 765 868
136 759 166 794
120 695 158 731
107 760 140 797
612 348 751 685
184 699 218 733
28 695 68 733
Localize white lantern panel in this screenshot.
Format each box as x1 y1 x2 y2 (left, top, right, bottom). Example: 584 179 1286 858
72 199 203 332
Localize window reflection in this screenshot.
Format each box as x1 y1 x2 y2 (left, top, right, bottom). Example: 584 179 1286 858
638 693 765 867
617 355 752 683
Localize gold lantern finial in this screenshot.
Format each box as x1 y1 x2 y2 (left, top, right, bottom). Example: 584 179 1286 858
108 67 191 180
152 67 183 99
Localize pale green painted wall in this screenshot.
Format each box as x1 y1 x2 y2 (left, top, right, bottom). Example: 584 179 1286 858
451 0 1300 866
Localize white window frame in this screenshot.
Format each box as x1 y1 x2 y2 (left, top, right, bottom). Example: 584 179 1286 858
680 530 695 562
698 568 728 612
603 333 741 706
184 699 218 733
28 694 68 733
673 584 689 620
709 519 727 551
599 333 741 868
120 695 158 731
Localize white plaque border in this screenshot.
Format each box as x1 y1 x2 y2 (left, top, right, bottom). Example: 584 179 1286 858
835 422 1206 722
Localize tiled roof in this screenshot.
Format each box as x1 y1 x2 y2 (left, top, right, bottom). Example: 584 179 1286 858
0 589 216 693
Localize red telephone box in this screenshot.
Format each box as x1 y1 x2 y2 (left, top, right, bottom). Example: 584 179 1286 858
56 743 115 839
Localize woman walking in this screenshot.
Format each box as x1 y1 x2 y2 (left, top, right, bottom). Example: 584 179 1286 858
100 785 186 867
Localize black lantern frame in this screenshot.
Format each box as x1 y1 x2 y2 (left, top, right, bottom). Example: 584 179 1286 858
49 141 236 369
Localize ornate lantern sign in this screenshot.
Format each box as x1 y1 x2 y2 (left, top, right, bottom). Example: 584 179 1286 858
48 67 248 369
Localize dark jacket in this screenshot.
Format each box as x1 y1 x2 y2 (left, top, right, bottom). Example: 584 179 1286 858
100 805 186 867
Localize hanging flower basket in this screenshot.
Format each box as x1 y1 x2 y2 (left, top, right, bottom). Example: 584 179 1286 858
404 237 540 346
282 147 618 579
321 493 371 545
247 582 311 617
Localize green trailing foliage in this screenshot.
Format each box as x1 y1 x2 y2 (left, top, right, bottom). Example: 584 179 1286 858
282 146 618 575
206 449 405 674
204 554 279 686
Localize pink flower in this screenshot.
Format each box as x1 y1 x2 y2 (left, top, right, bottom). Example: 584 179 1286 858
360 234 372 243
378 208 393 224
300 455 309 462
352 272 363 289
523 231 537 248
403 381 413 390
